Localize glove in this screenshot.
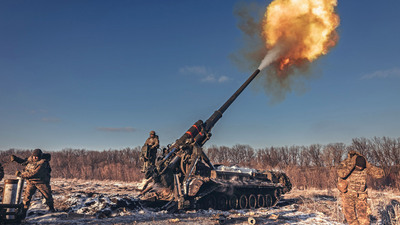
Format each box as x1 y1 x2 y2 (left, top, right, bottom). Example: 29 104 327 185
348 150 357 157
10 155 16 162
15 171 22 177
337 178 348 193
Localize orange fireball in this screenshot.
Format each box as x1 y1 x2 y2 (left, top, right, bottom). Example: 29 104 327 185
261 0 340 71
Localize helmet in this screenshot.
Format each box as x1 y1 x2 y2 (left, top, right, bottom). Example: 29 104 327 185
150 131 156 135
185 138 193 144
32 149 43 158
355 155 366 169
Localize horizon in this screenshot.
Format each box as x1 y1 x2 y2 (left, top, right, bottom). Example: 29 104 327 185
1 135 396 153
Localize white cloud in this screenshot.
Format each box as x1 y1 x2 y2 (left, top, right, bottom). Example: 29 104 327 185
218 76 229 83
179 66 229 83
96 127 136 132
201 75 216 83
361 68 400 80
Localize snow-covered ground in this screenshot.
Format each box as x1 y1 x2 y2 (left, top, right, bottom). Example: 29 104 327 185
1 177 399 224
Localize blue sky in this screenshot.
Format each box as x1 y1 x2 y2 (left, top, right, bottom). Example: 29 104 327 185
0 0 399 151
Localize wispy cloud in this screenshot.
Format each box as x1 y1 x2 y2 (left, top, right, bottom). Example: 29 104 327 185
218 76 229 83
179 66 230 83
41 118 60 123
96 127 136 132
361 68 400 80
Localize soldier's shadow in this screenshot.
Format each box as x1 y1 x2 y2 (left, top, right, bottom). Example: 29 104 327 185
379 199 400 225
313 194 337 202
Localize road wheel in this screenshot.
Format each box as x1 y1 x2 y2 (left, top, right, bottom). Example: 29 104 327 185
248 194 257 209
265 194 273 208
239 194 248 209
257 194 265 208
229 195 238 209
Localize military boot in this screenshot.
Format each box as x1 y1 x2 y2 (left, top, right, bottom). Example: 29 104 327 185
48 203 56 212
18 206 29 220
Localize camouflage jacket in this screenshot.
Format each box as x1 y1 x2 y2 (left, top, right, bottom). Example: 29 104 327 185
0 162 4 181
337 151 384 193
15 155 52 183
145 135 159 149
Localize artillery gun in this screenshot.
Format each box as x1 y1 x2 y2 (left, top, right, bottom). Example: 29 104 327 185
140 69 292 211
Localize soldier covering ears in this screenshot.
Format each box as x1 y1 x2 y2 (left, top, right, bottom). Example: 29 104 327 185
337 150 384 225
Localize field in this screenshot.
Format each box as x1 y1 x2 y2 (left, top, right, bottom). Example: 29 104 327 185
2 176 399 224
1 139 399 224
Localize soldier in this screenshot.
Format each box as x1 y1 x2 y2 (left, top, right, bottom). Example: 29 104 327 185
141 131 159 174
0 162 3 181
11 149 55 215
0 163 3 200
337 150 384 225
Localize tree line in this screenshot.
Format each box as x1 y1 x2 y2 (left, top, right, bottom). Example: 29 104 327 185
1 136 399 189
0 147 142 182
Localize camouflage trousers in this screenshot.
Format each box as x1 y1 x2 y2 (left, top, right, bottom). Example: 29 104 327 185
141 149 157 173
23 181 54 210
341 191 371 225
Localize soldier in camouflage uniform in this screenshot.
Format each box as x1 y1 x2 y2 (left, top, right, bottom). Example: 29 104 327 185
11 149 55 214
141 131 159 175
0 162 3 181
337 150 384 225
0 163 3 199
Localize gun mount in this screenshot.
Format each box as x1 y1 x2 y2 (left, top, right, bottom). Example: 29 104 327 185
140 69 292 211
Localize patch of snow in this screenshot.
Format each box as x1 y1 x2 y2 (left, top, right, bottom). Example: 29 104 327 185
9 178 397 224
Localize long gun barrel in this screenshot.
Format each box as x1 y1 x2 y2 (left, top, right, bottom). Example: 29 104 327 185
204 69 261 132
175 69 261 147
156 69 261 175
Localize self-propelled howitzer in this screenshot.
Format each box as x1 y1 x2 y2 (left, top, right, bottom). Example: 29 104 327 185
140 69 292 211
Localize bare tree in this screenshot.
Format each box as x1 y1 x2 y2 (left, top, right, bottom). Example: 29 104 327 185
323 143 345 167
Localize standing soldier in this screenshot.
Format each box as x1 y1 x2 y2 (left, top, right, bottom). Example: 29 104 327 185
337 150 384 225
0 162 3 181
0 162 3 198
141 131 159 175
11 149 55 216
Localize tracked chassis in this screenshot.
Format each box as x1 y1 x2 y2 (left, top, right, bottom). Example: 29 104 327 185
140 164 291 211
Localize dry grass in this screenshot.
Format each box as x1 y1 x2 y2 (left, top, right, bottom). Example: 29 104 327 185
284 188 345 223
369 189 400 225
284 188 400 224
